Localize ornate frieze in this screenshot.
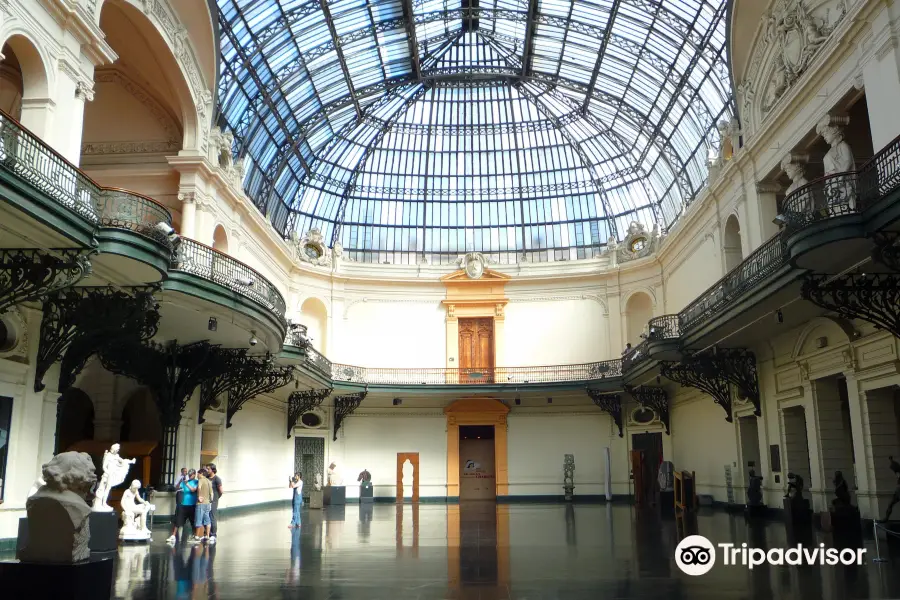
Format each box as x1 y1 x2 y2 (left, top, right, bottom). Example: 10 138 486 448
740 0 849 135
606 221 662 265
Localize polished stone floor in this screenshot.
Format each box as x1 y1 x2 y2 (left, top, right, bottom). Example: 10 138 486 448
6 502 900 599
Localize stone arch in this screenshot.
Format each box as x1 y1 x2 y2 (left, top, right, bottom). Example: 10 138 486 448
212 224 229 253
0 33 52 135
300 296 329 355
56 388 95 454
119 387 163 486
790 316 857 360
723 214 743 272
624 291 654 346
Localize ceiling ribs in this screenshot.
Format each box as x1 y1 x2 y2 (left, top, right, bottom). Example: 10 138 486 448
400 0 422 80
319 0 362 117
583 0 621 112
521 0 539 76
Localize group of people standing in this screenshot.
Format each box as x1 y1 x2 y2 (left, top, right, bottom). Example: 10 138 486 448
167 463 223 545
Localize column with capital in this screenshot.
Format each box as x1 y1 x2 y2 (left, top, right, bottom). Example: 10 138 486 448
54 56 94 165
179 192 197 239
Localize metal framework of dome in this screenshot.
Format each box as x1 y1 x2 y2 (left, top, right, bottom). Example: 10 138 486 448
217 0 733 264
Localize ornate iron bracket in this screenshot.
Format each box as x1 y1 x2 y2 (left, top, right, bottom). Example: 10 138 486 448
198 348 249 424
802 273 900 339
625 385 670 435
333 391 367 441
35 286 160 392
224 357 295 428
661 356 733 422
287 388 332 438
873 232 900 272
0 248 92 313
719 349 761 417
587 389 623 437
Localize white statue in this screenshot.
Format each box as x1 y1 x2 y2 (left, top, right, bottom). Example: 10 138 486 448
21 452 96 564
818 117 855 174
93 443 136 512
27 475 46 499
402 459 414 499
781 155 809 197
119 480 155 540
313 473 323 491
327 462 344 486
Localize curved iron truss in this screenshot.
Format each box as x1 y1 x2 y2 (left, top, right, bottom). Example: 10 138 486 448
217 0 733 263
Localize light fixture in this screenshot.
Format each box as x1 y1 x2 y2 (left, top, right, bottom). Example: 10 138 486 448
393 398 402 406
155 221 175 236
773 214 787 227
656 375 661 384
547 397 552 404
248 330 258 346
237 276 255 287
515 397 521 406
207 317 217 331
776 309 784 324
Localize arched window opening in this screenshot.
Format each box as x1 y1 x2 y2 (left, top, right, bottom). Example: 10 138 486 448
119 387 163 489
0 36 50 136
723 216 743 273
299 297 328 357
625 292 654 348
56 388 95 454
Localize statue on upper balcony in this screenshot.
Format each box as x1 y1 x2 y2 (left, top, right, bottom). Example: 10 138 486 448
818 117 855 175
781 154 809 197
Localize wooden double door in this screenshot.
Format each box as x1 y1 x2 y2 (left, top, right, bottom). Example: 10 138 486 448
458 318 494 383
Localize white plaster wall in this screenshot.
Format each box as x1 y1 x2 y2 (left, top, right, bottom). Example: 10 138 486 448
329 414 448 499
216 400 295 509
670 393 739 502
507 413 627 497
338 302 446 367
504 300 608 365
663 234 720 313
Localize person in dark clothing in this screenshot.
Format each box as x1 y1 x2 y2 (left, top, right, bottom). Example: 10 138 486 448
207 463 223 543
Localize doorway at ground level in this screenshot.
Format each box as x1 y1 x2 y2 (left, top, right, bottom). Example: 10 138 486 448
459 425 496 501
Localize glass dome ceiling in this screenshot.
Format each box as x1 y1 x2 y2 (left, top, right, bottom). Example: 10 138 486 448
216 0 733 264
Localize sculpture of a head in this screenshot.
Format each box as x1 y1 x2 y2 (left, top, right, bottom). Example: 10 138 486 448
130 480 141 490
110 443 121 454
41 452 97 497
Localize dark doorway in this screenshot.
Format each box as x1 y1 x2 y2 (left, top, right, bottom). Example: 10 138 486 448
459 425 496 501
632 432 663 506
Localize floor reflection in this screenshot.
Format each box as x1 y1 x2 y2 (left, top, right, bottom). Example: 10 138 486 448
5 503 900 599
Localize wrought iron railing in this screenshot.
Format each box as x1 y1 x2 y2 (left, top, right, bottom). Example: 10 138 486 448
621 342 650 372
305 345 333 378
679 233 788 331
647 314 681 340
96 188 173 244
859 134 900 207
0 109 175 241
171 238 287 323
329 360 622 385
781 172 859 229
0 110 99 223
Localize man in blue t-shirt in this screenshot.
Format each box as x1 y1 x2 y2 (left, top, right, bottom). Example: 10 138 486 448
167 469 198 543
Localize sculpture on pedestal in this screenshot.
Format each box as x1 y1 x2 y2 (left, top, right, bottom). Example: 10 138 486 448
93 443 136 512
781 154 809 197
119 480 156 541
831 471 851 510
313 473 323 492
657 461 675 492
563 454 575 501
327 462 344 486
20 452 96 563
358 469 372 489
747 469 764 506
817 116 856 208
784 472 804 503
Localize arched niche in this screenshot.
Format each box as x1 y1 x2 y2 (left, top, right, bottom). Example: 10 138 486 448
56 388 95 454
212 224 229 253
0 34 51 135
624 291 653 346
723 215 743 272
119 387 163 487
300 297 329 356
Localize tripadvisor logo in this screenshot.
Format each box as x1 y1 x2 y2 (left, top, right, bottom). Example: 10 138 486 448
675 535 866 576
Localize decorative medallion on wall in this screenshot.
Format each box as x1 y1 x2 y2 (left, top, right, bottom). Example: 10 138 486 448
299 408 327 429
613 222 661 264
629 405 659 427
0 307 28 361
292 229 332 267
739 0 848 136
458 252 487 279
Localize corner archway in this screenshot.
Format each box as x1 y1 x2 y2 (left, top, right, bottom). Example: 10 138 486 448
212 224 229 253
724 215 743 272
56 388 95 454
299 297 328 356
119 387 163 487
624 291 653 346
0 35 51 136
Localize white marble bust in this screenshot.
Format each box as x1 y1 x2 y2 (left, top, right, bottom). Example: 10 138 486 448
21 452 96 564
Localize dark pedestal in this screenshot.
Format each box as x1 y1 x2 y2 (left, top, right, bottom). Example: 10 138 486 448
88 512 119 553
324 486 346 505
0 557 114 600
15 517 28 557
783 497 811 525
659 490 675 516
744 504 767 519
359 484 373 503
